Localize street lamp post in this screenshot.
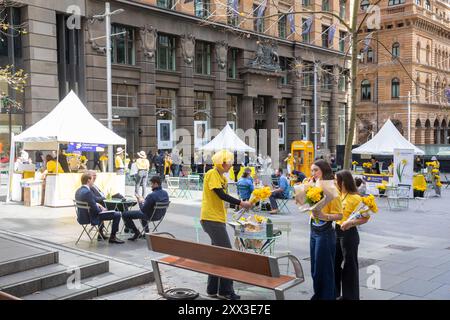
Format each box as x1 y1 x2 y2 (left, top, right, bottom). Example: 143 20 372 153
399 91 419 142
92 2 124 172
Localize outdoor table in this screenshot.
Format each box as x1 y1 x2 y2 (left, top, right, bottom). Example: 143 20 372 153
234 231 281 255
103 198 137 212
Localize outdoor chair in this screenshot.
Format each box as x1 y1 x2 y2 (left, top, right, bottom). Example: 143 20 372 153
414 185 433 212
166 176 181 197
137 201 171 237
187 174 201 191
73 200 109 245
193 217 202 243
276 186 294 214
444 174 450 189
271 221 292 273
386 185 410 211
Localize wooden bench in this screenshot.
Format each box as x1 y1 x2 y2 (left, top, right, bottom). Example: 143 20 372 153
0 291 21 300
146 233 305 300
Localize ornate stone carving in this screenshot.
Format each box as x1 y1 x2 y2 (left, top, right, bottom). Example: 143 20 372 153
215 41 228 69
181 34 195 65
86 18 106 54
140 25 157 59
248 39 281 72
293 57 303 79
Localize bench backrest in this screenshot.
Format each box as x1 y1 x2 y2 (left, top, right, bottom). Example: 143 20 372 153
147 233 280 277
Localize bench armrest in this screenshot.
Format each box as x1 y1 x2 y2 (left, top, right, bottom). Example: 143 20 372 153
151 232 176 239
276 254 304 280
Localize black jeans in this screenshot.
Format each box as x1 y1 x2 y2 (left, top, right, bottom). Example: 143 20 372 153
335 224 360 300
122 210 149 233
200 220 234 295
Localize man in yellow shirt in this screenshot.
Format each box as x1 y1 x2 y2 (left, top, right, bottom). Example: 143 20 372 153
200 150 252 300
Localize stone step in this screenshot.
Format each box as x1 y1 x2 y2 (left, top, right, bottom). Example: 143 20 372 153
0 238 59 277
22 263 153 300
0 259 108 297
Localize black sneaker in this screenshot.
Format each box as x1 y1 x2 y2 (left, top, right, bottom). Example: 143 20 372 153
217 293 240 300
206 293 218 298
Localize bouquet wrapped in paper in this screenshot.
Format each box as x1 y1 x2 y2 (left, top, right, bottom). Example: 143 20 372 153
249 186 272 205
347 194 378 221
294 180 339 223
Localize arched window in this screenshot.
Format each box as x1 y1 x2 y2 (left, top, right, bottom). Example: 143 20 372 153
416 42 421 63
361 80 371 101
425 78 430 102
367 47 374 63
425 0 431 10
360 0 370 11
392 78 400 98
426 45 431 64
416 77 421 98
392 42 400 58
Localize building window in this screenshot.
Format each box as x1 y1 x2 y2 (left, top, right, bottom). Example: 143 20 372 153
416 42 421 63
227 48 238 79
322 25 330 48
322 0 330 11
279 57 290 85
254 3 265 33
194 91 211 121
361 80 371 101
112 85 137 108
321 66 333 90
157 0 173 9
338 103 346 145
360 0 370 11
156 35 176 71
302 18 311 43
367 47 374 63
195 0 211 18
392 78 400 99
111 24 135 65
227 0 239 26
339 31 347 52
156 88 176 150
426 45 431 64
278 13 287 39
278 99 287 150
338 74 346 92
392 42 400 58
425 0 430 10
303 64 314 88
195 41 211 75
227 95 238 126
300 100 311 140
388 0 405 5
302 0 311 7
339 1 346 19
319 102 329 149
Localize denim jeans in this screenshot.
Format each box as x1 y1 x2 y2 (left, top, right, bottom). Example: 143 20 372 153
135 170 148 197
200 220 234 295
310 222 336 300
122 210 149 233
269 191 286 210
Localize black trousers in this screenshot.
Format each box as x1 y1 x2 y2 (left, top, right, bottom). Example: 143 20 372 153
200 220 234 295
335 224 360 300
98 211 121 236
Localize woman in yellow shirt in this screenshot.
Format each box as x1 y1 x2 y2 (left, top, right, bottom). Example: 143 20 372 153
309 159 343 300
335 170 369 300
45 154 64 174
200 150 252 300
164 153 172 176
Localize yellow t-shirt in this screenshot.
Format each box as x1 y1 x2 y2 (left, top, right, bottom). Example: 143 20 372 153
201 168 228 223
337 193 362 226
311 196 343 221
136 158 150 170
47 160 64 173
115 155 124 169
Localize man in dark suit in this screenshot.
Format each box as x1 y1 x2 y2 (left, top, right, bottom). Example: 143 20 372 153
122 176 169 241
89 170 106 205
75 171 124 244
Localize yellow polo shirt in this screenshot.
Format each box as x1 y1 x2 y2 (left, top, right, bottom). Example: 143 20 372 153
337 193 362 226
115 155 124 169
311 196 342 219
201 168 228 223
136 158 150 170
46 160 64 173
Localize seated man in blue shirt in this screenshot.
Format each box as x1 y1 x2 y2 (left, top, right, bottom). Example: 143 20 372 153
269 168 290 214
236 168 254 201
122 176 169 241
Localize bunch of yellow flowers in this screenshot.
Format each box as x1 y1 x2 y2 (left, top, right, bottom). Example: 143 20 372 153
432 168 439 174
426 161 438 168
362 194 378 213
250 187 272 204
305 186 323 205
376 184 386 191
362 162 373 168
99 155 108 161
435 175 443 187
352 161 358 166
80 155 88 162
253 214 267 224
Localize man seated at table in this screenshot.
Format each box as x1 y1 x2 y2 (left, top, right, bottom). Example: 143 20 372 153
122 176 169 241
75 172 124 244
88 170 106 205
269 169 290 214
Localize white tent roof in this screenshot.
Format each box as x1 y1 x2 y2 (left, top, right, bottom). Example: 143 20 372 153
352 119 424 155
199 125 255 152
14 91 126 149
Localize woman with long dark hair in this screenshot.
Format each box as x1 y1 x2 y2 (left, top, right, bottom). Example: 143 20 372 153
309 159 343 300
335 170 369 300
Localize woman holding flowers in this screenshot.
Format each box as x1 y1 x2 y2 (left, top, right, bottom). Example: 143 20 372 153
335 170 369 300
200 150 252 300
309 160 343 300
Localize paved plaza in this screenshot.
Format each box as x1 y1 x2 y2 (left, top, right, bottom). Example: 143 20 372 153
0 184 450 300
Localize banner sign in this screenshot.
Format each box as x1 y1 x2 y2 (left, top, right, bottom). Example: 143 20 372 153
67 143 106 152
393 148 414 198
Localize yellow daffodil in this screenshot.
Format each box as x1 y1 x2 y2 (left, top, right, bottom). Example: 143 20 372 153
305 186 323 205
401 159 407 165
432 169 439 174
362 194 378 213
352 161 358 166
376 184 386 190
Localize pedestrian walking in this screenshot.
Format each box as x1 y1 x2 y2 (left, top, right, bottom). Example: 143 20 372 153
135 151 150 197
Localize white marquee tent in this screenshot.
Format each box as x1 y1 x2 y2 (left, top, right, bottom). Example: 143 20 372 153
352 119 424 155
199 124 255 152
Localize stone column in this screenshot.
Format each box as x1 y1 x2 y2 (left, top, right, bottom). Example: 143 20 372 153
22 5 59 127
287 70 303 153
265 97 279 168
178 34 195 155
328 65 340 155
136 27 157 152
238 96 254 132
212 41 227 130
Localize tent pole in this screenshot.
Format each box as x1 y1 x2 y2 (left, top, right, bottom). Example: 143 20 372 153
5 133 15 203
